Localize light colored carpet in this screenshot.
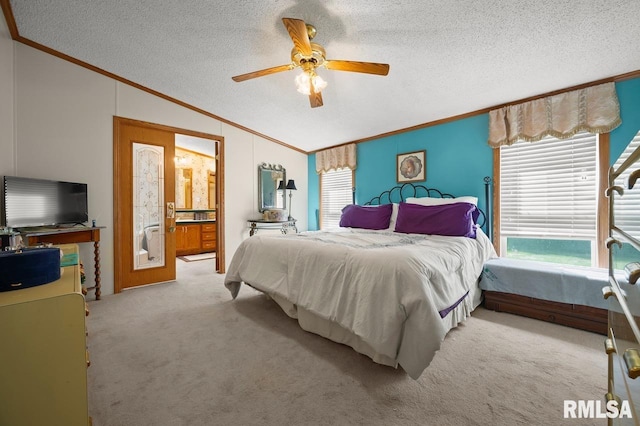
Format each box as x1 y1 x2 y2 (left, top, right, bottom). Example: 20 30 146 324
87 259 607 426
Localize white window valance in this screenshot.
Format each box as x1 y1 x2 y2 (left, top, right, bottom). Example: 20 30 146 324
488 82 621 148
316 143 357 173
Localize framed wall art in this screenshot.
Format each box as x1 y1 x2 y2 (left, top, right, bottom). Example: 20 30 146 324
396 150 426 183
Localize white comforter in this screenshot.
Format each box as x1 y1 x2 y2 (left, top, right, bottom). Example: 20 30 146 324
225 228 496 379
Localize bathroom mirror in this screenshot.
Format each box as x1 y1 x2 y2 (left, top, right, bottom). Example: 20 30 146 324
175 168 192 209
208 170 216 209
258 163 286 212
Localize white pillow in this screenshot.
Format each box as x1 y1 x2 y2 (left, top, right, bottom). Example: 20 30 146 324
405 196 478 206
388 203 399 231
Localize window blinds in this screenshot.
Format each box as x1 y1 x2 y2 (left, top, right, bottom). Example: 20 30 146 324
500 133 597 239
613 132 640 239
320 168 353 229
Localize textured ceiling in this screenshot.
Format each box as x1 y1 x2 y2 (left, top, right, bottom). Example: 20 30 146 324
7 1 640 152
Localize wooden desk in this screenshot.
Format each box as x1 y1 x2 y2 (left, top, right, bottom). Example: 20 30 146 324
19 226 105 300
247 219 297 237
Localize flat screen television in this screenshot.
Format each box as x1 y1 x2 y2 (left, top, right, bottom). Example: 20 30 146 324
1 176 88 228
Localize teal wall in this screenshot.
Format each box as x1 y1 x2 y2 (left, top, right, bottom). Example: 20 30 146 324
308 77 640 231
354 114 492 212
611 78 640 162
308 154 320 229
308 114 492 230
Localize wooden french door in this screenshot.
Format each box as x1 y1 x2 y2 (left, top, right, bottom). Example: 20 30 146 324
113 118 177 291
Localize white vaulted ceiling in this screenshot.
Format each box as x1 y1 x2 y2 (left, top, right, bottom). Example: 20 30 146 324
5 1 640 152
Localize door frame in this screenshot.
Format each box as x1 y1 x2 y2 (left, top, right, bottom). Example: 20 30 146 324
113 116 225 293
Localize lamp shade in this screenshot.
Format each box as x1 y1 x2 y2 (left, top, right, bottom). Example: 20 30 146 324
286 180 297 190
277 180 285 190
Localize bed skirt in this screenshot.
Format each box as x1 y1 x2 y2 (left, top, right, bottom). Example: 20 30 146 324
255 282 483 374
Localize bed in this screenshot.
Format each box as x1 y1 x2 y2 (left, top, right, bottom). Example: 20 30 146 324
224 183 497 379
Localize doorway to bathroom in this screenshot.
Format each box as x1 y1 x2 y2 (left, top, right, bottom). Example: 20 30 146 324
174 133 219 277
113 116 225 293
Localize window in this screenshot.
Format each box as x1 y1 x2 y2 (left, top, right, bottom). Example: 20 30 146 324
499 132 598 266
320 168 353 229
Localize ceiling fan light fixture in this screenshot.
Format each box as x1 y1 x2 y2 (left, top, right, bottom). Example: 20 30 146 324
295 70 327 95
231 18 389 107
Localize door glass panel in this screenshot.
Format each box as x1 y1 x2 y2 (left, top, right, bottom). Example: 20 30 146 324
132 143 165 270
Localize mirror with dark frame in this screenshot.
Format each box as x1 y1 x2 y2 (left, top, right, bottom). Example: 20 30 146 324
258 163 286 212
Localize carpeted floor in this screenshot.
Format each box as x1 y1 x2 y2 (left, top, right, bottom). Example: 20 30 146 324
86 259 607 426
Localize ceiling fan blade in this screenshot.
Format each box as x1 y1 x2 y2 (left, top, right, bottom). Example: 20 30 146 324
325 60 390 76
231 64 294 82
309 91 323 108
282 18 312 57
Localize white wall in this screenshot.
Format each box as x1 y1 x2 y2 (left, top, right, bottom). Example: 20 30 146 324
1 26 308 298
0 16 15 175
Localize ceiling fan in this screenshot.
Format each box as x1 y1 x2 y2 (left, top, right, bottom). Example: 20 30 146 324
231 18 390 108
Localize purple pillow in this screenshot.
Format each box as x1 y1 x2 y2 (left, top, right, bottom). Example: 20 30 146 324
394 202 478 238
339 204 393 230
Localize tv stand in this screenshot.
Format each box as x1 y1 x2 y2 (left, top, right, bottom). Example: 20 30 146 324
18 226 105 300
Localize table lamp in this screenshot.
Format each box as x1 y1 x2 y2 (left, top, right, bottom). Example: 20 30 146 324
286 179 297 220
277 180 285 209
